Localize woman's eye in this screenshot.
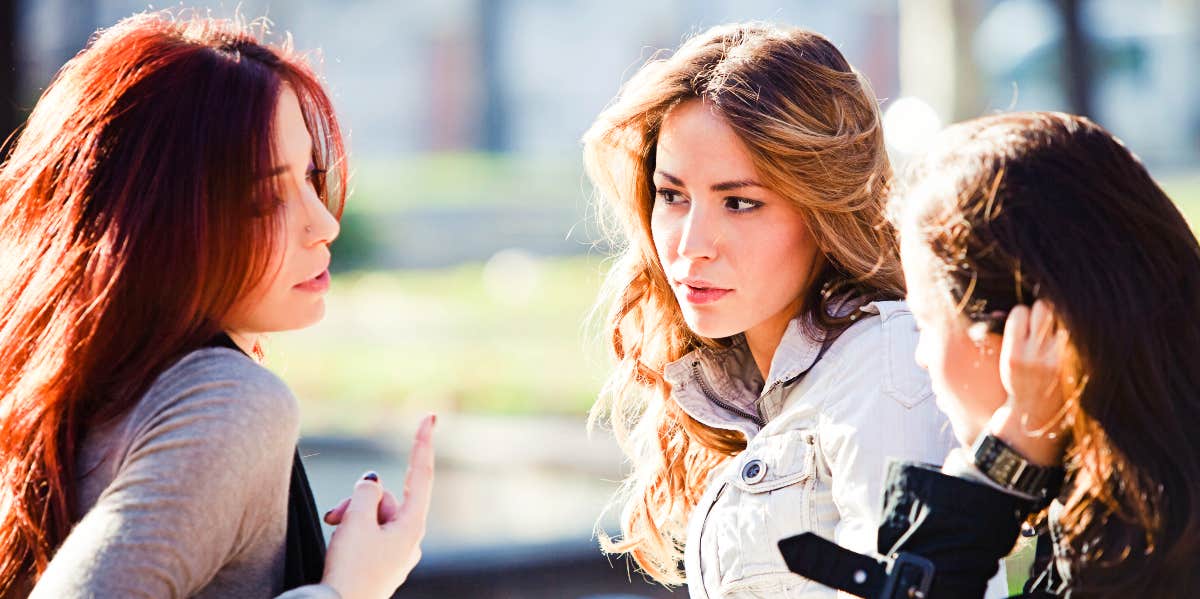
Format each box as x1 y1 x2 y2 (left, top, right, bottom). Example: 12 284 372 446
306 165 326 188
724 197 762 212
655 189 685 205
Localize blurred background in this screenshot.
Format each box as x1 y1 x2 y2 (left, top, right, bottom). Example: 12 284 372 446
2 0 1198 597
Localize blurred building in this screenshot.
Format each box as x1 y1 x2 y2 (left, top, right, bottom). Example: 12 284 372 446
7 0 1198 170
10 0 895 157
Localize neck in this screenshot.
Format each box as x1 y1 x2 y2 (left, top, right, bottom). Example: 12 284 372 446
744 299 802 380
225 330 260 359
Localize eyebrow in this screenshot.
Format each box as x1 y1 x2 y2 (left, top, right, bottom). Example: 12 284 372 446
654 170 764 192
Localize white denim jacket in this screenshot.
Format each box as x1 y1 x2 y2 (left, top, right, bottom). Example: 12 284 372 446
666 300 957 598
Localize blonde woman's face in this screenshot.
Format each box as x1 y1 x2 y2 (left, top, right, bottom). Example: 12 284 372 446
651 100 819 341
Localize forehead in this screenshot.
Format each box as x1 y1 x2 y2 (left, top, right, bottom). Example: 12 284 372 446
656 100 757 178
273 86 312 157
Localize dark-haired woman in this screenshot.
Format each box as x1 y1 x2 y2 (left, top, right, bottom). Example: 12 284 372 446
0 12 433 599
781 112 1200 597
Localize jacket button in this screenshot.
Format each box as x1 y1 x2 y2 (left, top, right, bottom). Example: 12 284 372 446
741 459 767 484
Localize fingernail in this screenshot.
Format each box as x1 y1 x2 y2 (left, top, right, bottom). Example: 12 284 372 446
323 509 333 519
430 413 437 427
362 470 379 482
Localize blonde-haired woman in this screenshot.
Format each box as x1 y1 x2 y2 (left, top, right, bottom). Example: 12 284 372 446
584 23 970 598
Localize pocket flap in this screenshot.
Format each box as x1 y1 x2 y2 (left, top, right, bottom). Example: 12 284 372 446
730 430 816 493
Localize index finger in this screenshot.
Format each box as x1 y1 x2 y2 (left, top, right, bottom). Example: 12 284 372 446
394 414 436 527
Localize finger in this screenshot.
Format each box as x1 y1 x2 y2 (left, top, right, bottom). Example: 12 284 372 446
323 496 351 526
1001 305 1030 361
394 414 437 528
1030 300 1056 346
999 306 1029 394
342 471 384 529
378 489 401 524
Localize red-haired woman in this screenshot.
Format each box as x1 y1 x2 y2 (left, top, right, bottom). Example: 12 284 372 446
0 12 433 599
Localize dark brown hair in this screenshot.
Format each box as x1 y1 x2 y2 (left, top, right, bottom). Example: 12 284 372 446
0 12 345 593
895 111 1200 596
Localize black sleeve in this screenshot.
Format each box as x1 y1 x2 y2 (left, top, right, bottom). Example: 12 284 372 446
877 461 1037 598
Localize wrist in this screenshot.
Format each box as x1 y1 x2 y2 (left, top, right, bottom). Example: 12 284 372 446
988 404 1066 467
319 574 360 599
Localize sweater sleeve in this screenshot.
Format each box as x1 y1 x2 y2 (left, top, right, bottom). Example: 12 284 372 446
31 349 302 599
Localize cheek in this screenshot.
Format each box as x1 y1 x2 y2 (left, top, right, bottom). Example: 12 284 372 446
650 207 679 262
740 217 817 299
222 224 304 333
936 328 999 397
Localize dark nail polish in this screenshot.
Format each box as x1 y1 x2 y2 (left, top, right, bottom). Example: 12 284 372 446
363 470 379 482
323 509 333 519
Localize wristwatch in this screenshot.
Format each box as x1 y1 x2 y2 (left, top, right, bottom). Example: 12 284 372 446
970 433 1065 506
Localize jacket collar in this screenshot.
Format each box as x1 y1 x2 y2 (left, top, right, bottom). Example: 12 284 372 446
662 316 826 436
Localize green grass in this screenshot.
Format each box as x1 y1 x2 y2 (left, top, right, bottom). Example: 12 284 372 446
345 153 586 213
1006 538 1038 595
264 254 611 434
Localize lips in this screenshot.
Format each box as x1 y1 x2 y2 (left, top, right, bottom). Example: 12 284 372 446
675 278 732 305
294 268 330 293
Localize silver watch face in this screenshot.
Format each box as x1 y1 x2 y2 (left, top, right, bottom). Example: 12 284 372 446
986 450 1029 488
972 434 1064 502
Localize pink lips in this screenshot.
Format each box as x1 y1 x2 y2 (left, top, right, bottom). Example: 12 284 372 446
294 269 330 293
677 278 732 305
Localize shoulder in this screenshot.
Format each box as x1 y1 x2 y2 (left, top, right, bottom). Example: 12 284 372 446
823 300 917 360
128 347 300 451
817 300 932 409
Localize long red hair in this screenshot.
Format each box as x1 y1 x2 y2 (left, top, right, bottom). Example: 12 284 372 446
0 12 346 592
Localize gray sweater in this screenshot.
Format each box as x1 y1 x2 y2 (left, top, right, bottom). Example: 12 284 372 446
28 348 339 599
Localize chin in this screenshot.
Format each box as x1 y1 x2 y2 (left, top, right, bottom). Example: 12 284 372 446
268 302 327 333
296 302 327 329
681 311 742 340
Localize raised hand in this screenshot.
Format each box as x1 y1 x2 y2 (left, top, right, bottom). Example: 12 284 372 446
992 300 1070 466
320 414 437 599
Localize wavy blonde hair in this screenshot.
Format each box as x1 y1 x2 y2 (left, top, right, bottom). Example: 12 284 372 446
583 23 903 584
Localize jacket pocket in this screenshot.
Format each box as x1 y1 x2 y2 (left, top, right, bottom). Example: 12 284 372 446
706 430 823 588
878 309 936 409
729 430 817 494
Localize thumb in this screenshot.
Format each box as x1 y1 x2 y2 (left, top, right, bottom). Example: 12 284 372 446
341 472 384 529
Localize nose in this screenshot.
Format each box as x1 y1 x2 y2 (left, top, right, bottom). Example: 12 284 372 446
677 201 718 261
303 188 340 246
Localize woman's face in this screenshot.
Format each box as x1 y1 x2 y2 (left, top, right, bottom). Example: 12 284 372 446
224 86 340 339
651 100 819 341
900 227 1007 445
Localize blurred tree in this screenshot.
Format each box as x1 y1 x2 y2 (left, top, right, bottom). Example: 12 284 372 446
330 209 380 273
479 0 508 152
1057 0 1093 117
898 0 984 122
